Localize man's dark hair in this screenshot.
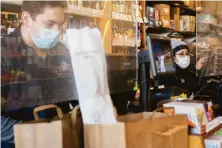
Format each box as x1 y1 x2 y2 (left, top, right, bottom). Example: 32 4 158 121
22 1 68 20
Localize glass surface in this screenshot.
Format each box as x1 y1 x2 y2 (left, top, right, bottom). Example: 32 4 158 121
1 1 138 111
151 39 175 74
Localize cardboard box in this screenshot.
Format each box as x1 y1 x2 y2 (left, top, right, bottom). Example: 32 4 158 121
202 1 217 15
163 102 209 126
154 4 170 16
216 2 222 16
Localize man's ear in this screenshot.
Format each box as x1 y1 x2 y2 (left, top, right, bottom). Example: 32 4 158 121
21 11 32 27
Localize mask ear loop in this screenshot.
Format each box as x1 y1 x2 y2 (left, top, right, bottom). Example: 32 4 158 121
28 20 41 39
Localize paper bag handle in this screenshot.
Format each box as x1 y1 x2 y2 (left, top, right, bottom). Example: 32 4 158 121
71 105 80 125
150 107 175 119
33 104 63 121
71 106 118 123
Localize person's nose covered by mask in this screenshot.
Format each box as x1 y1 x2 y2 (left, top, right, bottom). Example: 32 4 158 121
29 20 60 49
175 55 190 69
171 39 191 69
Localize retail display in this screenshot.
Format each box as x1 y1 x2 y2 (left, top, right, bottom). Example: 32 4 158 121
1 13 21 38
154 4 170 28
171 7 180 31
1 0 222 148
146 7 162 28
197 1 222 76
67 0 102 10
180 15 196 32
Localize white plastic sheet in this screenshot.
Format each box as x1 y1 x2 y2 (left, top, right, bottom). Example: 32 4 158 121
66 27 116 124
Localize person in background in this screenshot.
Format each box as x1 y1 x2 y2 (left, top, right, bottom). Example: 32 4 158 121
171 39 206 93
1 1 77 147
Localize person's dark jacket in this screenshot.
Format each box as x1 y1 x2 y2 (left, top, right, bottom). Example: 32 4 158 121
1 27 77 144
174 65 199 93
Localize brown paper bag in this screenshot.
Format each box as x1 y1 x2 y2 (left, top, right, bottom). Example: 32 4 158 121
117 109 188 148
152 125 187 148
71 106 187 148
14 104 75 148
84 123 126 148
70 106 126 148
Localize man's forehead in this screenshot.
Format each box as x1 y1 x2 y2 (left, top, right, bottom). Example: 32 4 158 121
39 7 65 23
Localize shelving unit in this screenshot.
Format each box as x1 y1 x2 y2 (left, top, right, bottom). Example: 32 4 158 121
139 0 197 52
65 5 103 18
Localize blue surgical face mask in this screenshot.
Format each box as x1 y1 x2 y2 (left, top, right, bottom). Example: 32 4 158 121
29 21 60 49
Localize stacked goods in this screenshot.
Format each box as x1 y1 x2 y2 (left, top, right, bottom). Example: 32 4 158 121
196 34 222 76
180 15 196 32
154 4 170 28
196 13 217 33
146 7 161 28
216 2 222 25
171 7 180 31
201 1 217 15
197 13 217 25
214 46 222 75
163 102 209 129
184 0 195 9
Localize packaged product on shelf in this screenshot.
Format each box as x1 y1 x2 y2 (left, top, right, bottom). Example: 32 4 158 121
161 16 170 28
202 1 217 15
70 0 78 6
154 9 160 20
197 13 217 25
154 4 170 28
146 7 155 20
170 20 174 29
180 15 196 32
171 7 180 31
154 4 170 16
197 23 211 33
184 0 195 9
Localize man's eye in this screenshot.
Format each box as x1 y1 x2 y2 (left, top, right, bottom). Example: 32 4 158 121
47 23 53 27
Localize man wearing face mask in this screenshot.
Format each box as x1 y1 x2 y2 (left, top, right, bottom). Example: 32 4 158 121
1 1 77 145
171 39 206 93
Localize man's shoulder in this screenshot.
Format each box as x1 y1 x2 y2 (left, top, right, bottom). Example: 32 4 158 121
49 41 70 57
56 41 69 51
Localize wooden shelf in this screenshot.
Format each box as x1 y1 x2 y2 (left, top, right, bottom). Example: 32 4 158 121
1 1 103 18
146 26 174 34
105 53 136 57
1 0 22 5
65 5 103 18
112 12 133 22
146 1 196 16
112 38 136 47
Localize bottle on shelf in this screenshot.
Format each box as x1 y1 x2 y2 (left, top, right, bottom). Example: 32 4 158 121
1 14 7 37
83 1 89 8
119 0 124 14
78 0 83 7
71 0 78 6
88 0 93 9
95 1 100 10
